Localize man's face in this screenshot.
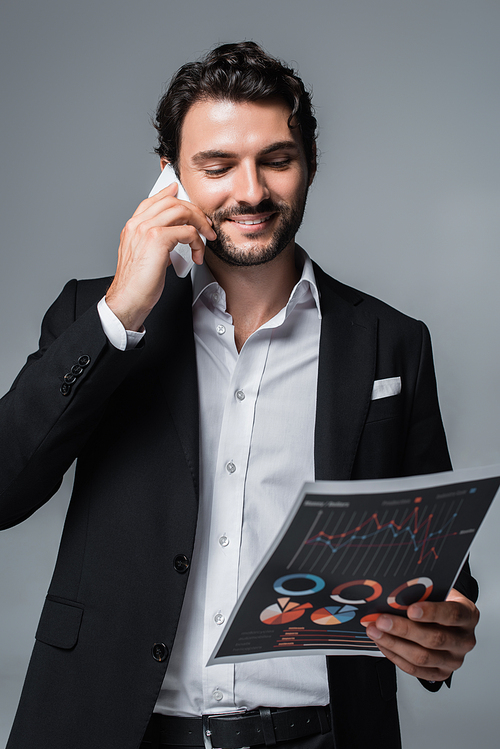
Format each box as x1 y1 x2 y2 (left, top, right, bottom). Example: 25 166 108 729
175 97 313 267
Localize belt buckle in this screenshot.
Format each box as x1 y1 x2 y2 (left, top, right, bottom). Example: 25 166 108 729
202 708 248 749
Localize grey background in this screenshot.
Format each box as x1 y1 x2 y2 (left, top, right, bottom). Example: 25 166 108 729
0 0 499 746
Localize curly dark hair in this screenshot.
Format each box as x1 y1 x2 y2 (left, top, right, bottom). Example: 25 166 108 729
153 41 317 177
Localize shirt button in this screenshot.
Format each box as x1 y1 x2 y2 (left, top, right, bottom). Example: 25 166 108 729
214 612 225 625
235 390 245 401
212 292 220 303
219 535 229 547
213 690 224 701
226 461 236 474
216 324 226 335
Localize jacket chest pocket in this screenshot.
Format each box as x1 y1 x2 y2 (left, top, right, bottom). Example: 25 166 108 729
365 375 403 424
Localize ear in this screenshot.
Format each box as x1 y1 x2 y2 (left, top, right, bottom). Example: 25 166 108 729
308 142 317 186
160 158 169 172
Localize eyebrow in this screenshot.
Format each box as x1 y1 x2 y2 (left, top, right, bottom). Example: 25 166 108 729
191 140 300 164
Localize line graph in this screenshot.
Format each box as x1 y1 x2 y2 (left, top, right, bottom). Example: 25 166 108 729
307 501 459 562
290 494 465 581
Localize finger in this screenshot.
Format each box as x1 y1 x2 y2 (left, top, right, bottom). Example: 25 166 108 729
171 200 217 242
143 223 207 254
366 614 472 659
374 641 454 682
407 595 479 631
116 225 206 277
131 191 193 224
366 620 464 678
133 182 179 217
190 246 206 266
123 207 216 256
131 195 216 243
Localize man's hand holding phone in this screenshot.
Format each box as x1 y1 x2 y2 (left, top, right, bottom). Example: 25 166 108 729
106 171 216 332
148 164 208 279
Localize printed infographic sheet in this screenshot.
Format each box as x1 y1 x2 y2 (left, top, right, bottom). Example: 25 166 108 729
209 466 500 664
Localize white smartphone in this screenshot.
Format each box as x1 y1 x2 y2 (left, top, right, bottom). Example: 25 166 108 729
148 162 206 277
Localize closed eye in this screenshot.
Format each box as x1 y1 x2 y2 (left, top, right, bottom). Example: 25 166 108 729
203 166 231 176
204 159 291 176
266 158 292 169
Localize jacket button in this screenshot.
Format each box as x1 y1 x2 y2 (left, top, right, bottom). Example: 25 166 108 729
60 383 71 396
78 355 91 367
71 364 84 376
173 554 190 573
151 643 168 662
63 372 77 384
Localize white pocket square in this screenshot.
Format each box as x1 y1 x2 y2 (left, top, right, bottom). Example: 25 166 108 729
371 376 401 400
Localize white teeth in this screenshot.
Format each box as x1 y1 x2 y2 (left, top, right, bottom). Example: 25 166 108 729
233 215 272 225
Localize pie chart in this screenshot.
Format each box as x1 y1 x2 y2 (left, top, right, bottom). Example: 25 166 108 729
260 597 313 625
310 605 358 626
387 576 433 610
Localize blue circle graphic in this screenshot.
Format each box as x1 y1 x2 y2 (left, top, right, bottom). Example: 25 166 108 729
274 573 325 596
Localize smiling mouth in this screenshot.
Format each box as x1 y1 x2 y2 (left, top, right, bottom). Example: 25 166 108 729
228 214 275 226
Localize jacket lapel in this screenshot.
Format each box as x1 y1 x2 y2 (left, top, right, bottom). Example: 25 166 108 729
313 264 378 480
144 268 200 496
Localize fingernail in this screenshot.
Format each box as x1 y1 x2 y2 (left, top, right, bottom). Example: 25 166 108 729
409 605 423 619
366 625 382 640
376 615 393 632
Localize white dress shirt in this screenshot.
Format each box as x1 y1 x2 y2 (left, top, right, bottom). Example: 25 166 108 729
98 249 329 717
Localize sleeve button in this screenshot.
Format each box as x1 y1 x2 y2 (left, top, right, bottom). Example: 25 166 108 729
71 364 84 376
60 383 71 396
78 355 91 367
63 372 77 384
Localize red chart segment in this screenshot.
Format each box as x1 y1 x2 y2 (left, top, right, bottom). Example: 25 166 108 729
360 613 381 626
260 598 313 625
310 605 358 626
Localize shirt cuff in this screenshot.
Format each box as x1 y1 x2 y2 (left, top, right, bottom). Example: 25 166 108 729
97 296 145 351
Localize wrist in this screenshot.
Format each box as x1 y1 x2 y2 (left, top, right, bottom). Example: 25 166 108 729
105 291 150 332
98 297 145 351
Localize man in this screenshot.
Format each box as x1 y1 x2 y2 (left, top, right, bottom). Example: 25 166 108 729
0 42 478 749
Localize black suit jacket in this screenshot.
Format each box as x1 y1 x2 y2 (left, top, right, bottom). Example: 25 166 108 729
0 262 476 749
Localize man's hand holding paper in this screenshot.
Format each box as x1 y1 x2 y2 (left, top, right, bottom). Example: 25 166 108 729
366 588 479 681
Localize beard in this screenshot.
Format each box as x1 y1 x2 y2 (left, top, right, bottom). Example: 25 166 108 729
206 191 307 267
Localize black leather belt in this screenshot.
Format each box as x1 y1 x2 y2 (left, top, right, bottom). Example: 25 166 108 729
143 706 331 748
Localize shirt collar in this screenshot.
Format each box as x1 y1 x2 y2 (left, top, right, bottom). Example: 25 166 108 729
289 246 322 320
191 245 321 320
191 259 220 307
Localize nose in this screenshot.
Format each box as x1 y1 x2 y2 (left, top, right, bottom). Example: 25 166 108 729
232 162 270 207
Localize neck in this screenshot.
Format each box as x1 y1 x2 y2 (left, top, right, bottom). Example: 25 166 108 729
204 242 301 352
